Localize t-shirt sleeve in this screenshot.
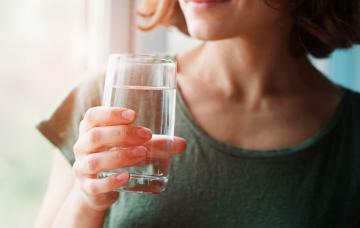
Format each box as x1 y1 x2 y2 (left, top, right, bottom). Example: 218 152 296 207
36 72 105 165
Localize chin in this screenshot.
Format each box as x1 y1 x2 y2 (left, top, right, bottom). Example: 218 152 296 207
186 21 234 41
179 0 238 40
179 0 289 42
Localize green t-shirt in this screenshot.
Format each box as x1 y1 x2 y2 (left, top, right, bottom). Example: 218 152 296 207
37 72 360 228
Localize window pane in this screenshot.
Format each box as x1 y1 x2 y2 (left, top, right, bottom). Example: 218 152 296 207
329 47 360 91
0 0 85 226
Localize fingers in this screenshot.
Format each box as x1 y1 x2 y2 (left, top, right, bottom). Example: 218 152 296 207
86 191 120 209
80 107 136 133
73 146 147 175
74 126 152 155
82 172 130 195
172 136 187 154
72 106 188 209
146 136 187 154
143 136 187 159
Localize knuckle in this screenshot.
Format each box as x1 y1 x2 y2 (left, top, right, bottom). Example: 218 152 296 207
84 108 95 121
86 181 98 195
130 127 138 137
92 194 103 202
72 161 80 175
79 120 87 133
108 108 121 120
88 128 102 145
86 155 99 173
115 126 127 139
73 142 81 155
107 175 118 188
115 150 124 161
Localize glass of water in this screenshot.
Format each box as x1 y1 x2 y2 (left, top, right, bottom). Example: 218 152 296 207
99 54 177 194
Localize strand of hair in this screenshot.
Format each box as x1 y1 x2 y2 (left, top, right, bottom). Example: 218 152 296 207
136 0 175 31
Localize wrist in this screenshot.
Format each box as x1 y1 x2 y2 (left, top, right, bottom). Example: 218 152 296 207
70 184 109 218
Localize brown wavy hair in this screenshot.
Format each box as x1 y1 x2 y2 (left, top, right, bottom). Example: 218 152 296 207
136 0 360 58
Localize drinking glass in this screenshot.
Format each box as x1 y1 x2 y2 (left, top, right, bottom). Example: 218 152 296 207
98 54 177 194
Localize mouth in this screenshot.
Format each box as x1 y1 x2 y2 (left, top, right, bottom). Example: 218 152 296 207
185 0 231 11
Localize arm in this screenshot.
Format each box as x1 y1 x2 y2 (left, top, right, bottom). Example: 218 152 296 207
35 107 187 228
34 151 75 228
34 151 116 228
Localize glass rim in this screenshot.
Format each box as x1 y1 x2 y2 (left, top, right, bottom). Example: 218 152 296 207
109 54 176 66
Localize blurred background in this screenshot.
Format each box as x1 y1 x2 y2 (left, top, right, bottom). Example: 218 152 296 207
0 0 359 227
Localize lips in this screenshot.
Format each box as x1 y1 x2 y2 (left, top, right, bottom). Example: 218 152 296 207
187 0 229 2
185 0 231 11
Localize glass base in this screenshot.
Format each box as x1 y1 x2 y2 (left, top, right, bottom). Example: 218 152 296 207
98 172 168 194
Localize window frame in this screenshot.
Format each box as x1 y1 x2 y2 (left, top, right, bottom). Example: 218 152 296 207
86 0 167 71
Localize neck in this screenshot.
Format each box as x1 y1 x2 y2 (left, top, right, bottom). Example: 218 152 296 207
178 32 320 100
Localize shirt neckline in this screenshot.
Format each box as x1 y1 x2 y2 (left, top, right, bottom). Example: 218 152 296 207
176 83 350 159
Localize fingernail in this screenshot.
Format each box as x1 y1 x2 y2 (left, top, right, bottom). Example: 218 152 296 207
116 172 128 181
137 128 152 139
121 110 135 121
132 146 147 156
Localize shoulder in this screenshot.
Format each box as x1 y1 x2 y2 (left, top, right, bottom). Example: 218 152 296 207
36 70 106 164
77 69 106 99
41 69 106 121
68 69 106 113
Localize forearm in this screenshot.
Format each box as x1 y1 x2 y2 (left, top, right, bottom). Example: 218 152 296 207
52 187 108 228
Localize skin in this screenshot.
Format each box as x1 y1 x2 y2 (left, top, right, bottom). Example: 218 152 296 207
35 107 187 228
176 0 342 149
35 0 343 227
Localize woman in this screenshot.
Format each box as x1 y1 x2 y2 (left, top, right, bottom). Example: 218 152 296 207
35 0 360 227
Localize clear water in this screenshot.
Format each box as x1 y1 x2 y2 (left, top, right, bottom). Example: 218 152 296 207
99 85 176 194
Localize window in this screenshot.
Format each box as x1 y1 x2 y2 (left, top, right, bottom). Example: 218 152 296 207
0 1 167 226
328 47 360 91
0 0 86 226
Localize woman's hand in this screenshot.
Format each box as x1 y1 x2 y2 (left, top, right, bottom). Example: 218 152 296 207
71 106 187 212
